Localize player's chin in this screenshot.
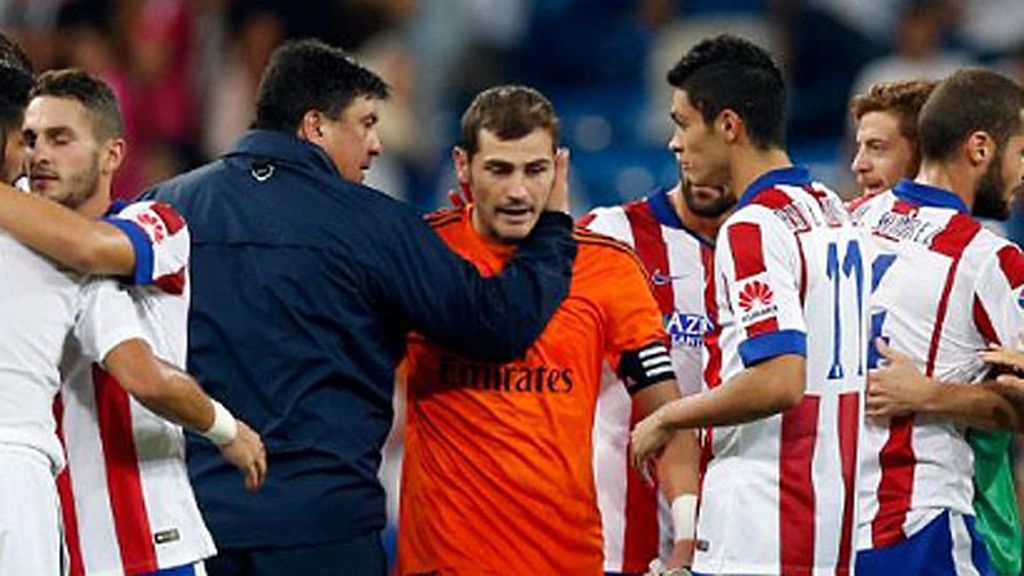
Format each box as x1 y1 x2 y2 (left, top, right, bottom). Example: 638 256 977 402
494 221 534 243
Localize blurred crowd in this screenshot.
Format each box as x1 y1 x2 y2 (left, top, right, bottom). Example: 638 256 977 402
3 0 1023 210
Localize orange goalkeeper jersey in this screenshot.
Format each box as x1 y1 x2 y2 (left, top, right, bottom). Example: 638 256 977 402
397 207 668 576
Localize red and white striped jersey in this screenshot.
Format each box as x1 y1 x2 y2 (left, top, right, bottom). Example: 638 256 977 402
56 201 215 576
852 180 1024 551
699 167 866 576
583 188 716 573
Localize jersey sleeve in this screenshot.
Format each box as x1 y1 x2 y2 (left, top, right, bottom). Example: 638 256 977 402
973 243 1024 347
599 246 673 394
103 201 190 293
74 279 149 364
717 208 806 367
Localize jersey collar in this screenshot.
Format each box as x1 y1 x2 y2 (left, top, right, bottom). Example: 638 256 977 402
647 187 685 229
892 178 969 214
738 166 812 209
646 187 715 248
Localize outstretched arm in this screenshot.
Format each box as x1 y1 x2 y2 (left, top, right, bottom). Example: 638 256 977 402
0 183 135 274
632 354 805 466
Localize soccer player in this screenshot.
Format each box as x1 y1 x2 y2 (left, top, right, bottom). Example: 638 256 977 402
631 35 867 575
397 85 699 576
849 79 937 203
12 68 244 576
852 68 1024 575
0 69 265 576
850 77 1022 576
144 40 575 576
584 171 732 574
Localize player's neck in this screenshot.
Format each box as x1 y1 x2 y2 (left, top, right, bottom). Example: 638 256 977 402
731 147 792 199
916 161 973 210
667 183 724 243
75 185 112 219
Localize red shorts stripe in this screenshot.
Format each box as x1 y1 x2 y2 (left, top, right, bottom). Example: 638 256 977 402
94 366 158 574
780 395 820 576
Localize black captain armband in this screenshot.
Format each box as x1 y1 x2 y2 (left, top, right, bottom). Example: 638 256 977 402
619 342 674 394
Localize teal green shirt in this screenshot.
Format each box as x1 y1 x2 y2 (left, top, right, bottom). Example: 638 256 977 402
970 429 1021 576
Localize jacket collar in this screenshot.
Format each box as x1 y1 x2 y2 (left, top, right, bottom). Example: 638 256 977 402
226 129 343 182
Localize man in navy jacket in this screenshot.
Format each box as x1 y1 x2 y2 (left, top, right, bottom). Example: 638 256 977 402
146 39 576 576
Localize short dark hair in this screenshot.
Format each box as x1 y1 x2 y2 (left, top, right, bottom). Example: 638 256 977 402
30 68 123 141
667 34 786 149
459 85 560 157
254 38 390 133
0 33 34 137
919 68 1024 162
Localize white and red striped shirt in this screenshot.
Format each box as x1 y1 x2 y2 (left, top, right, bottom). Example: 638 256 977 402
56 201 215 576
852 180 1024 550
698 167 866 575
583 188 716 573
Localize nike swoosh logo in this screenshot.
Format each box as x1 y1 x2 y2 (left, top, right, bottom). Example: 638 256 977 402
651 269 687 286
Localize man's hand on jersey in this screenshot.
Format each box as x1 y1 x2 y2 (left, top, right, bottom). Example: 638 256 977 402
219 421 267 492
867 338 936 419
544 147 570 215
979 337 1024 373
631 404 672 478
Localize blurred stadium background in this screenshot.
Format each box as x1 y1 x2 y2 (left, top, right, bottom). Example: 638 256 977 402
8 0 1023 567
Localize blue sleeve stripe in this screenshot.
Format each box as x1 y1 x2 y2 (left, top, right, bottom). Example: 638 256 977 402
738 329 807 367
104 217 154 285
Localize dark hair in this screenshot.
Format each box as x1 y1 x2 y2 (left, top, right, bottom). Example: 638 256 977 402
254 38 390 133
30 68 123 141
0 33 34 137
919 68 1024 162
666 34 786 149
459 85 559 157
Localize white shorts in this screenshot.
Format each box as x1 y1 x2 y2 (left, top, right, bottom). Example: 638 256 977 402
0 444 63 576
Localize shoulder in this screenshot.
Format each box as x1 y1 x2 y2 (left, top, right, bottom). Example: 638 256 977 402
574 227 648 275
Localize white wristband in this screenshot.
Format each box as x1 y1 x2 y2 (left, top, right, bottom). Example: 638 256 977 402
671 494 698 542
201 400 238 446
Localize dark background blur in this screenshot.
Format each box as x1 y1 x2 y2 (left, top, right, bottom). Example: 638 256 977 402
6 0 1023 213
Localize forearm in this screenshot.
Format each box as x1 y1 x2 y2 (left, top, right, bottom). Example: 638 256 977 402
660 355 806 431
918 380 1024 431
655 428 701 499
0 184 133 274
133 364 216 433
397 211 576 362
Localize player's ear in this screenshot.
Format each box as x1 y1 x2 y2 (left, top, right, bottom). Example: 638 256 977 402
966 131 995 168
453 146 470 187
719 109 741 144
101 137 126 175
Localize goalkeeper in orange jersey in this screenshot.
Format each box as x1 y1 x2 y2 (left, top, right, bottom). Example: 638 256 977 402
396 85 701 576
